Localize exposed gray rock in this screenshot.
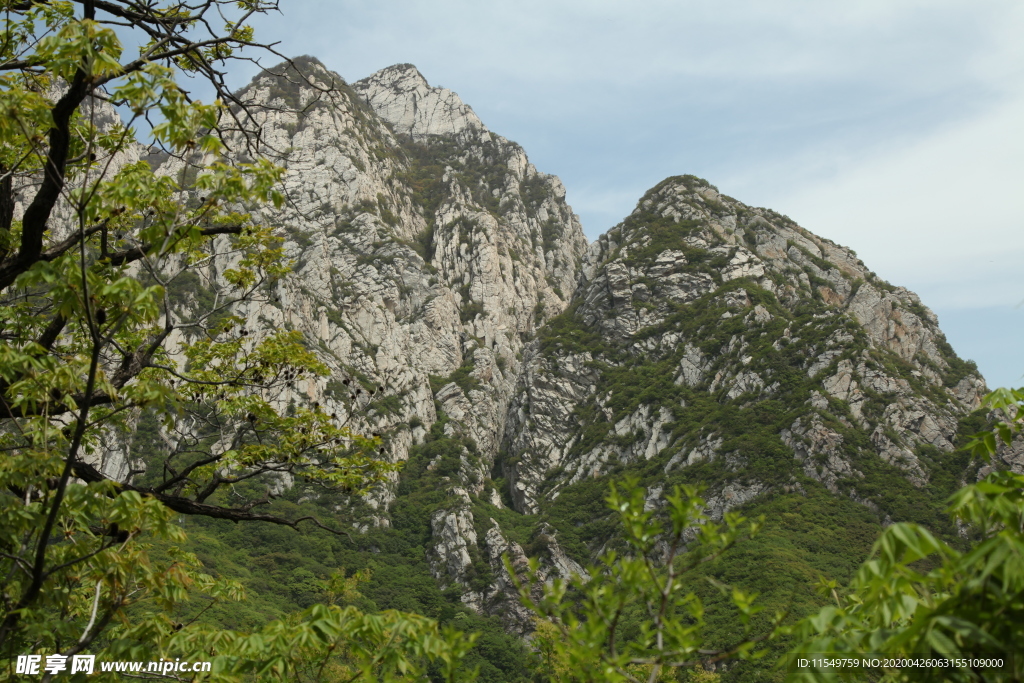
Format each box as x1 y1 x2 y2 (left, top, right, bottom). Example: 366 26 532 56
782 417 860 493
502 175 986 523
353 64 485 139
675 343 711 387
482 521 534 634
428 488 480 607
704 482 767 521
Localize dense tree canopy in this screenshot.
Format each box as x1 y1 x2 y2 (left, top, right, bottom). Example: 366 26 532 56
0 2 462 678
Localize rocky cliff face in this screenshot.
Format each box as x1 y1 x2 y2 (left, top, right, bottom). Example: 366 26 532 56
502 175 987 522
160 58 585 492
134 58 998 635
146 57 590 623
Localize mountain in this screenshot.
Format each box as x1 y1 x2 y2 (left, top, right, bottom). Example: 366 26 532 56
504 175 986 516
123 57 1007 679
150 56 586 507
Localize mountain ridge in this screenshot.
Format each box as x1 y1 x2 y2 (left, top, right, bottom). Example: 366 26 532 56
111 57 1016 679
501 172 986 522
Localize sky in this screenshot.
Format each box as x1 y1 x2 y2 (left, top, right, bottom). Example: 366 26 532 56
205 0 1023 387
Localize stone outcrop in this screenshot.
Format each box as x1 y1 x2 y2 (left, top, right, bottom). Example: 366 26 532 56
353 64 485 138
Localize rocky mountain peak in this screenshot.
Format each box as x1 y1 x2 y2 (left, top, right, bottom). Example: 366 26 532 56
150 57 588 528
354 63 486 138
502 173 986 515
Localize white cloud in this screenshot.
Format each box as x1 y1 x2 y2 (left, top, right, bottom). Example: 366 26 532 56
248 1 1017 89
770 90 1024 309
235 0 1024 373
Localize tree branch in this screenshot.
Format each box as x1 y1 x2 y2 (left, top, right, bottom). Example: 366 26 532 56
70 459 353 536
1 67 92 293
38 220 109 262
107 224 243 267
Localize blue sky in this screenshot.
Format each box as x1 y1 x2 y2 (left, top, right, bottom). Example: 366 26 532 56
212 1 1024 387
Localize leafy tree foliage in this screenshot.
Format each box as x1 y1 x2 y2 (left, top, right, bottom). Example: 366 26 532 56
786 389 1024 682
0 1 464 678
518 478 783 682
